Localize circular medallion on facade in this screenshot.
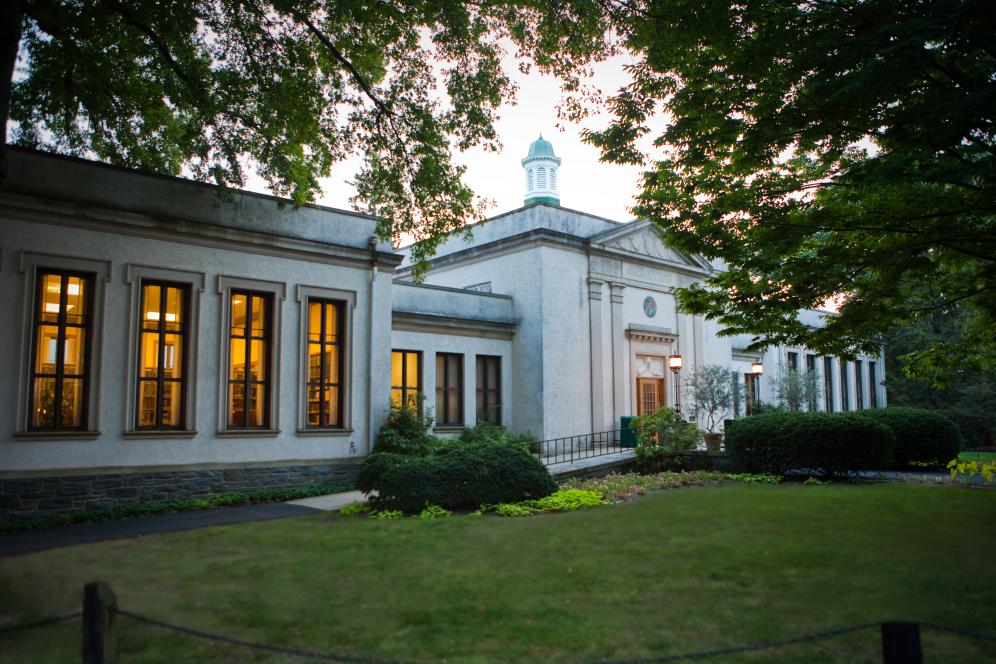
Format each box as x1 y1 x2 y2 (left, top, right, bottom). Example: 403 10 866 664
643 296 657 318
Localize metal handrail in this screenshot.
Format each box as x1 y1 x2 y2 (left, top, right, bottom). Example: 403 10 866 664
532 429 629 465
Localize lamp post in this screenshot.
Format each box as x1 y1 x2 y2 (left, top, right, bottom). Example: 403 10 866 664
669 354 683 419
750 361 764 412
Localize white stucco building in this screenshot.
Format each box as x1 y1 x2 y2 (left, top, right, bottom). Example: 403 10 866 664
0 140 885 518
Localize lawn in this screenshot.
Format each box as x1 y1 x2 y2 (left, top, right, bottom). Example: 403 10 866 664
1 484 994 663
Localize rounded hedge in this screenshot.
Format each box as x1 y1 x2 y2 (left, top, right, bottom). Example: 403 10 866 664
358 442 557 513
725 412 894 477
857 407 963 469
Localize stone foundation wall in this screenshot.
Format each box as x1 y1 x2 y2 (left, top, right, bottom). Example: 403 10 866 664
0 461 360 521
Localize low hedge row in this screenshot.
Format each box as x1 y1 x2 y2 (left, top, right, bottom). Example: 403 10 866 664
726 407 965 475
857 407 963 468
358 441 557 513
726 412 894 477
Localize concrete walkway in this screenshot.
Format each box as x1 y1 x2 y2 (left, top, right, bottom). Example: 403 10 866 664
544 449 638 479
286 489 366 511
0 492 365 557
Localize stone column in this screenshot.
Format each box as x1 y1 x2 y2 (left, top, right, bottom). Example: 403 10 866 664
588 278 605 432
610 283 627 426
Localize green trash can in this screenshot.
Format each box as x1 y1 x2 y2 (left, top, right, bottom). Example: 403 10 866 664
620 416 638 447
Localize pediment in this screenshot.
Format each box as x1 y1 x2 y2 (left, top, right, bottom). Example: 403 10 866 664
592 221 708 269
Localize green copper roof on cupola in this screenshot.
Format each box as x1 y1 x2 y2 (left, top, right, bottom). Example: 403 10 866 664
526 134 557 158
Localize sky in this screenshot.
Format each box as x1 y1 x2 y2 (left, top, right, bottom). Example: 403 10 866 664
296 55 648 223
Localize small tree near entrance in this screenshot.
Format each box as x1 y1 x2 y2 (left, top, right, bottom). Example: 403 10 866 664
687 365 742 434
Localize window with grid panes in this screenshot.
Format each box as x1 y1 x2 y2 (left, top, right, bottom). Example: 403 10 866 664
435 353 463 426
29 272 92 430
227 291 272 428
136 282 188 428
476 355 501 424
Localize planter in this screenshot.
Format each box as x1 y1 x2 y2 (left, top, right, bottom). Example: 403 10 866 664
704 433 724 453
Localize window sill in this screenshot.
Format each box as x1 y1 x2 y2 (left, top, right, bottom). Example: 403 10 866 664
434 425 465 433
215 429 281 438
14 431 101 441
123 430 198 439
295 428 354 437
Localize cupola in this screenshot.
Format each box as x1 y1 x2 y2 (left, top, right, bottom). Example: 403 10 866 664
521 134 561 206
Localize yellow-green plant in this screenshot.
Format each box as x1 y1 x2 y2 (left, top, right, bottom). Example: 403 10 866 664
947 459 996 483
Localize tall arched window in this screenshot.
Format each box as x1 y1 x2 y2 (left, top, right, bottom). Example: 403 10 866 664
550 167 557 191
537 167 547 189
527 168 534 191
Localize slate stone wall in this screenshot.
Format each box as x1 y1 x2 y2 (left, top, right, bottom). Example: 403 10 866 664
0 461 360 521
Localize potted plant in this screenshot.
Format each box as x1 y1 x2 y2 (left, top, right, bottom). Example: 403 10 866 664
687 365 742 452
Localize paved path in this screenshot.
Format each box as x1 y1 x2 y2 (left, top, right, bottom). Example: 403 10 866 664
286 489 366 511
0 500 330 557
544 450 637 478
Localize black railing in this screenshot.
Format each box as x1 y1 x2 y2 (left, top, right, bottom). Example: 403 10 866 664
532 429 630 465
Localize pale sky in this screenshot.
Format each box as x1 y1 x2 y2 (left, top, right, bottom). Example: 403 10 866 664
299 55 648 223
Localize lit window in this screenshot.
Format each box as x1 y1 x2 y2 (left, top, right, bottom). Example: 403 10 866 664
137 282 188 428
30 272 92 430
436 353 463 426
306 300 345 428
391 350 422 409
228 291 272 428
476 355 501 425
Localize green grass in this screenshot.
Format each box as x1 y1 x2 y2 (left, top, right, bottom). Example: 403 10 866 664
959 450 996 463
1 484 994 663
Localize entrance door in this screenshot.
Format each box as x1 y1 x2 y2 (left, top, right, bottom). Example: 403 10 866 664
636 377 664 416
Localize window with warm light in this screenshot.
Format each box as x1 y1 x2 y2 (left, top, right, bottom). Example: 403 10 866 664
228 290 272 428
391 350 421 410
137 282 188 428
305 300 344 428
29 271 92 430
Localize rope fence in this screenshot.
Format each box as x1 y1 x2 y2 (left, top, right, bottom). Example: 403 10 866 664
3 582 995 663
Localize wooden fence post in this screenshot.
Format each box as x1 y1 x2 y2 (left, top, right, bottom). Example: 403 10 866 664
82 582 116 664
881 622 923 664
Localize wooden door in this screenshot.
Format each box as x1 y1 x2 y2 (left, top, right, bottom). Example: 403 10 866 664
636 377 664 416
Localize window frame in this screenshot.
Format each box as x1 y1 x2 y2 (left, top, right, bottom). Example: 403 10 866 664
296 285 355 435
823 357 834 412
217 276 285 435
854 359 864 410
869 361 879 408
435 352 464 427
391 349 422 411
15 252 110 438
476 355 502 425
124 265 204 436
787 351 799 372
839 359 850 411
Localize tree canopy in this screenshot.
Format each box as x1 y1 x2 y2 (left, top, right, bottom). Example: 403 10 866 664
3 0 610 267
587 0 995 372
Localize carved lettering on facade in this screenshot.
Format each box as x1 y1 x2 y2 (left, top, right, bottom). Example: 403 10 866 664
590 256 622 276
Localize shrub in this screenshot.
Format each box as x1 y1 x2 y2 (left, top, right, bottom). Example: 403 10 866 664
418 504 452 519
857 407 963 470
374 401 435 455
725 412 894 477
456 421 538 453
631 407 705 471
360 442 557 513
533 489 606 512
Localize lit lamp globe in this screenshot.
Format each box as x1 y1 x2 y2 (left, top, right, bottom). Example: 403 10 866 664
668 354 683 372
751 361 764 376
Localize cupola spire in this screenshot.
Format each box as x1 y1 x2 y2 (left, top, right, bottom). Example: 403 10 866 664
521 134 561 206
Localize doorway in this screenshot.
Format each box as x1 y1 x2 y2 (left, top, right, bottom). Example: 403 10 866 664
636 377 664 415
